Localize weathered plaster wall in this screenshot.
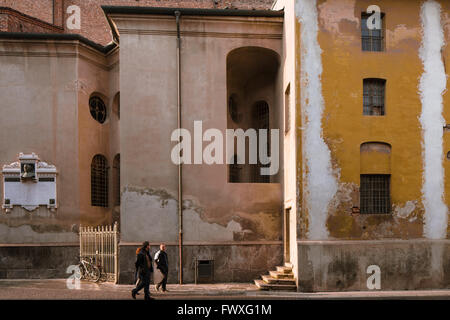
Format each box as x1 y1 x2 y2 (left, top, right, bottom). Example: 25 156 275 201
295 0 450 240
291 0 450 292
273 0 300 280
0 244 79 279
77 45 113 227
116 14 284 244
118 243 282 284
107 49 121 225
0 39 82 243
297 240 450 291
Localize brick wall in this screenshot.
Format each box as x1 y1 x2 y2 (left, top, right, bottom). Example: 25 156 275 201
0 0 54 24
0 7 63 33
0 0 274 45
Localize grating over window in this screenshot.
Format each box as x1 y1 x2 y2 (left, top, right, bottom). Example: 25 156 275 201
229 155 242 183
91 155 108 207
360 174 390 214
228 94 241 123
89 96 107 124
361 13 384 52
252 101 270 183
113 154 120 206
363 79 386 115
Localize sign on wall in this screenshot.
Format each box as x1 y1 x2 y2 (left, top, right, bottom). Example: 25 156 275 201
2 153 57 213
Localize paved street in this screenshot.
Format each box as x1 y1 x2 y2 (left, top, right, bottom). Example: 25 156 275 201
0 280 449 300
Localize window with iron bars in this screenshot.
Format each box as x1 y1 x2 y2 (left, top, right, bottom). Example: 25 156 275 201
229 155 242 183
360 174 391 214
361 13 385 52
363 79 386 115
252 101 270 183
91 155 108 207
113 154 120 206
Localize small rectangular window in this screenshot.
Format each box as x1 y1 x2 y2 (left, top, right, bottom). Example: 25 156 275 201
361 13 385 52
360 174 391 214
363 79 386 115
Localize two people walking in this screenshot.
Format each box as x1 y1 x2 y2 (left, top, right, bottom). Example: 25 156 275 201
131 242 169 300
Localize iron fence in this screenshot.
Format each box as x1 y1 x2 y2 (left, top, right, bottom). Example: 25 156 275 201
79 222 119 283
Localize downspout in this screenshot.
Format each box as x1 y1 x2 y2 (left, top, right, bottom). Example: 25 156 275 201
175 10 183 285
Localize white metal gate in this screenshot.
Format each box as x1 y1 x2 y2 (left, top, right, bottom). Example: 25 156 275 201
79 222 119 283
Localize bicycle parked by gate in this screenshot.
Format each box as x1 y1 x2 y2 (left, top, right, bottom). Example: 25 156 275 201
78 256 101 282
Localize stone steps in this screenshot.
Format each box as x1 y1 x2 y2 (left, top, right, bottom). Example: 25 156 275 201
254 279 297 291
276 266 292 274
269 270 294 279
254 264 297 291
261 275 296 285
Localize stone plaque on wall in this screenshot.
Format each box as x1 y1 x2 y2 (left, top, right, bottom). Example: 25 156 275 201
2 153 57 213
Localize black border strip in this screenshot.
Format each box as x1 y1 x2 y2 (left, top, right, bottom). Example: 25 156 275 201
101 6 284 17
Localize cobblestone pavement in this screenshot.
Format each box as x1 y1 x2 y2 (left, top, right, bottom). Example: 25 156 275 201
0 280 449 300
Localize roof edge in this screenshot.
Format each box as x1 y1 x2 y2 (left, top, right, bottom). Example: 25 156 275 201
0 32 117 54
101 6 284 18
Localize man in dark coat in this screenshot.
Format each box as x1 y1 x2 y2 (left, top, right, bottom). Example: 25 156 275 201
131 241 153 300
154 243 169 292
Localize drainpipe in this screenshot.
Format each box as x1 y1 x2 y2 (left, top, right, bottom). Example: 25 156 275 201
175 10 183 285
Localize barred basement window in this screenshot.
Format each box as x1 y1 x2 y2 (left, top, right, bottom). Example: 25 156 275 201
363 79 386 115
91 155 108 207
89 96 107 124
360 174 391 214
361 12 385 52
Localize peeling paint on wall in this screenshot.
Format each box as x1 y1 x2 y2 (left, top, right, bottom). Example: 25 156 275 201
393 200 417 220
318 0 358 37
122 186 249 242
296 0 338 240
0 223 77 243
419 0 448 240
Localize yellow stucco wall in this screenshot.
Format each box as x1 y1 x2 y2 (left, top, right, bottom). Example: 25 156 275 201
295 0 450 240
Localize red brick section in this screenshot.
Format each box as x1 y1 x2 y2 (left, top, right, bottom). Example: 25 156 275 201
0 0 274 45
0 0 54 24
0 7 63 33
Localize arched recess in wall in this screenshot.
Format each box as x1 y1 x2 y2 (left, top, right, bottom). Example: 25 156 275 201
91 154 108 207
112 92 120 120
226 46 280 183
359 142 392 214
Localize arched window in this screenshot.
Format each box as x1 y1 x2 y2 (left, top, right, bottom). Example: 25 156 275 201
112 92 120 120
89 96 107 123
229 155 242 183
113 154 120 206
359 142 391 214
254 101 269 130
252 101 270 183
228 94 241 123
91 155 108 207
